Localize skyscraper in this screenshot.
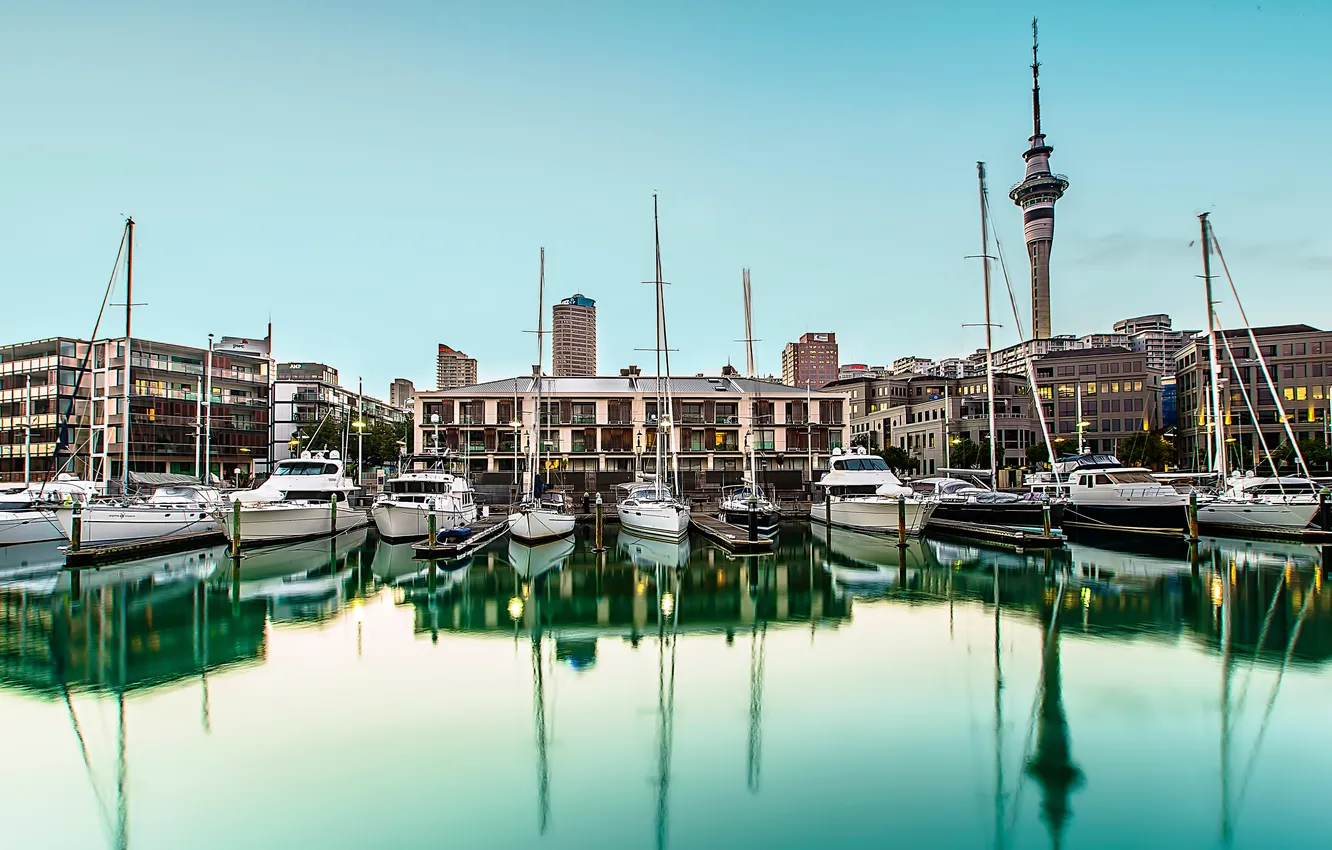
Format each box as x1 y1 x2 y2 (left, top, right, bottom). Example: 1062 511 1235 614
389 377 416 408
552 294 597 376
436 344 477 390
782 332 839 388
1009 18 1069 341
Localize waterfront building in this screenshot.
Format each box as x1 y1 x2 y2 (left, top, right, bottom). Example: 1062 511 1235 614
1008 19 1069 341
891 356 934 377
272 362 407 465
1114 314 1194 376
1173 324 1332 471
837 363 891 381
552 294 597 377
413 374 847 487
0 334 272 485
389 377 415 409
436 344 478 390
782 333 839 389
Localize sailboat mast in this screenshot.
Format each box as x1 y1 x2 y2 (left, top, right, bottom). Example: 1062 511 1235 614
977 164 999 481
1199 214 1228 481
122 217 134 493
652 194 669 492
535 247 546 498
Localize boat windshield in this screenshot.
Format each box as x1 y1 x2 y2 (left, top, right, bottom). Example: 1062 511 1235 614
390 480 448 494
276 461 338 476
832 457 890 471
1107 471 1157 485
628 485 672 501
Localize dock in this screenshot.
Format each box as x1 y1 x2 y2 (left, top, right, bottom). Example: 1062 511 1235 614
924 517 1065 550
65 529 227 568
412 513 509 561
690 513 775 554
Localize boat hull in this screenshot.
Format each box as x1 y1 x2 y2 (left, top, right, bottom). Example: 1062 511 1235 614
0 509 65 547
718 506 781 535
220 501 368 546
809 497 933 536
1063 503 1188 536
506 508 576 543
927 501 1063 530
619 502 691 541
372 502 478 541
52 504 220 545
1197 500 1320 533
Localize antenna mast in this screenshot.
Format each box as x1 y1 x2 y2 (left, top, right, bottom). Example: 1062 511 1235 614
1030 17 1042 137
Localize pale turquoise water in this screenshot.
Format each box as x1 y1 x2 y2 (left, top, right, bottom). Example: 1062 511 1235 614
1 526 1328 849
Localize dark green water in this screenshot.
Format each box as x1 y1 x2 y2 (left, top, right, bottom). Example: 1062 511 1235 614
2 525 1329 849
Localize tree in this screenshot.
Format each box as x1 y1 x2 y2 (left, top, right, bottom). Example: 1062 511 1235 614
949 437 981 470
1269 438 1330 473
1117 431 1176 471
1026 442 1049 467
879 446 918 473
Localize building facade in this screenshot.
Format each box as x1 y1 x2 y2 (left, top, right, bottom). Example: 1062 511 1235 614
782 333 839 389
436 344 478 390
272 362 406 466
389 378 416 409
413 375 847 480
1173 324 1332 472
0 338 96 483
552 294 597 377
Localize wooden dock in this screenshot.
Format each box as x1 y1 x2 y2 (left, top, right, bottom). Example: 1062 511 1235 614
690 514 775 554
412 514 510 561
65 528 227 568
924 517 1065 550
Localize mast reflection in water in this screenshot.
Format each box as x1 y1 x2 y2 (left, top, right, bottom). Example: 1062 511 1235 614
0 526 1327 849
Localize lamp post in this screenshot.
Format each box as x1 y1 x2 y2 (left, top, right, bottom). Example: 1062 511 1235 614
634 432 644 478
430 413 441 454
510 418 522 485
352 419 366 485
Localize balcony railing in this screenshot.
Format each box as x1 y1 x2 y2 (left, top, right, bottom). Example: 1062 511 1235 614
714 415 740 424
570 444 596 453
572 415 597 424
754 441 775 451
680 414 705 424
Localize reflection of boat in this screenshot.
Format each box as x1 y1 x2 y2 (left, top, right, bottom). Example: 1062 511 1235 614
9 545 227 597
373 537 472 589
1201 536 1325 572
508 537 576 580
811 521 924 570
0 541 66 587
616 529 691 570
235 527 367 602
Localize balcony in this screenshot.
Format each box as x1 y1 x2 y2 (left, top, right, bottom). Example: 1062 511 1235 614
572 415 597 424
754 441 775 451
714 415 740 424
570 444 596 453
464 442 485 453
459 415 481 425
680 414 706 424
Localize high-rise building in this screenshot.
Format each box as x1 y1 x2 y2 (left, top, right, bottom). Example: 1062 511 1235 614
1114 314 1194 376
1009 18 1069 341
436 344 477 390
389 378 415 409
272 362 407 465
552 294 597 376
782 333 839 389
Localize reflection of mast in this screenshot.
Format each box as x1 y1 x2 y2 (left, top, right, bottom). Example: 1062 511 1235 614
993 561 1006 850
654 565 680 850
531 577 551 834
1025 576 1081 849
1218 552 1232 847
747 566 767 793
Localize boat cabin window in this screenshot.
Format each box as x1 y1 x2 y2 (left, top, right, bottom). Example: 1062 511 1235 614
1107 471 1156 485
276 461 336 476
283 490 345 501
834 457 889 471
390 480 446 494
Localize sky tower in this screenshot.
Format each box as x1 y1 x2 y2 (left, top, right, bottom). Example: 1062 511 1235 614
1009 18 1069 340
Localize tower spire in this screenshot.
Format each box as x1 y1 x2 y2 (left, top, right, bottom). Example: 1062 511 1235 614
1031 17 1041 137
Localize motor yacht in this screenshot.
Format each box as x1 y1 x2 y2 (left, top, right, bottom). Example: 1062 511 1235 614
0 474 102 546
913 472 1061 531
372 454 478 541
219 451 366 546
809 447 934 535
1196 473 1323 534
1063 464 1189 536
618 481 691 542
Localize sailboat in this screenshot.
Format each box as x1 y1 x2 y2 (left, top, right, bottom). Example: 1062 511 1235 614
508 248 576 544
718 268 780 535
619 194 691 542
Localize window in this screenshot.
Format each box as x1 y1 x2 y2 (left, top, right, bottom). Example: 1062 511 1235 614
1085 382 1097 395
1282 344 1293 356
1134 381 1143 391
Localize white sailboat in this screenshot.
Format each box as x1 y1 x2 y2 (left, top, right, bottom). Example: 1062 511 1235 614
508 247 576 544
0 474 101 546
619 193 691 542
219 451 366 546
54 482 223 545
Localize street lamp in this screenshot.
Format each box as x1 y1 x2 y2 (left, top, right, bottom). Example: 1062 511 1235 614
430 413 441 454
352 419 366 485
510 418 522 485
634 432 644 477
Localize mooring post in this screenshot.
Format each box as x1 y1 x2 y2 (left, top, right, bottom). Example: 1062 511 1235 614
594 492 604 551
230 499 241 560
70 503 82 553
1319 487 1329 532
748 502 758 544
427 558 438 593
1042 503 1052 538
897 495 907 548
427 512 438 549
330 496 338 536
1193 490 1204 543
824 491 832 529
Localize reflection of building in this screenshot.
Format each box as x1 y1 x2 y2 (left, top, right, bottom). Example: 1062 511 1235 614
437 344 478 390
271 362 406 464
552 294 597 377
782 333 839 389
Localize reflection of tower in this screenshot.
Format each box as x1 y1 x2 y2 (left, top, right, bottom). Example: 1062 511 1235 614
1026 581 1083 848
1008 18 1069 340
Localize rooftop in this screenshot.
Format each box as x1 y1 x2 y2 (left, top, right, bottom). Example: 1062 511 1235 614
420 374 843 396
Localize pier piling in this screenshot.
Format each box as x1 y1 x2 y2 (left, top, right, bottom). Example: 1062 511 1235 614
1187 492 1199 542
897 495 907 548
70 504 82 553
230 499 241 560
1042 503 1052 537
427 512 438 548
330 497 338 535
594 493 605 551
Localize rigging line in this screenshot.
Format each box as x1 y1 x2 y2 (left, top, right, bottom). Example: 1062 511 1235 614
1231 567 1285 721
983 193 1058 475
64 688 116 841
1216 323 1285 488
1007 569 1066 837
1231 571 1315 820
1208 225 1313 479
47 223 128 490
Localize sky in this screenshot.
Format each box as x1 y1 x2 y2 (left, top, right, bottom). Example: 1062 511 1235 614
4 0 1331 398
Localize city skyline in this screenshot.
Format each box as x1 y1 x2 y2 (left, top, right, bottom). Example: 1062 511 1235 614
4 2 1330 393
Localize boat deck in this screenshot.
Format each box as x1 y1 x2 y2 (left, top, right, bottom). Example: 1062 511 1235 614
412 514 509 561
690 513 775 554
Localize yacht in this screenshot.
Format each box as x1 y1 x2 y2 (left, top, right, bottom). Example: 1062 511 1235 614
618 481 691 542
218 451 366 546
1063 464 1189 536
718 484 780 535
508 535 576 581
617 527 692 570
1196 473 1322 534
913 472 1061 531
809 447 935 535
372 454 478 541
1026 453 1122 498
53 483 223 546
0 474 102 546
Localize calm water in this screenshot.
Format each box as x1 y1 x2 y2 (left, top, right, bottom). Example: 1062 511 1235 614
2 525 1329 850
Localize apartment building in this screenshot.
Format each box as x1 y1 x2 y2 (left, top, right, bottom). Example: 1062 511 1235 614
0 338 96 483
1173 324 1332 471
389 378 416 409
436 344 478 390
782 333 839 388
552 294 597 377
272 362 406 464
413 374 847 482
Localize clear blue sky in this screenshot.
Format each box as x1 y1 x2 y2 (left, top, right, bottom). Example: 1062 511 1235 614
4 1 1330 397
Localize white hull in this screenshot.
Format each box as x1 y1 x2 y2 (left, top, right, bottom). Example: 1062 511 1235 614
619 501 691 541
506 509 576 543
0 509 65 547
617 529 692 569
372 502 478 541
220 501 368 545
1198 500 1320 532
53 504 220 545
507 537 576 579
809 497 933 536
